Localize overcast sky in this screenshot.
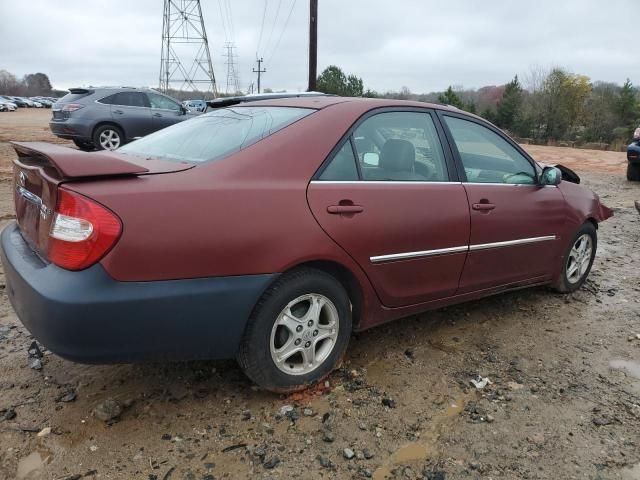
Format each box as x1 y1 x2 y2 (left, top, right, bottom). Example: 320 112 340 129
1 0 637 94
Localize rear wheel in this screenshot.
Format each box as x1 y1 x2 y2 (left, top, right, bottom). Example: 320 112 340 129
554 222 597 293
627 163 640 181
93 125 124 151
73 139 95 152
237 268 352 393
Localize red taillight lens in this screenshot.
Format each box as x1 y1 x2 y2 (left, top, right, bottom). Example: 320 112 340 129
48 189 121 271
61 103 84 113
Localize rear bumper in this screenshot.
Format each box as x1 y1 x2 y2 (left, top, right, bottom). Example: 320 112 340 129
49 120 93 142
0 223 276 363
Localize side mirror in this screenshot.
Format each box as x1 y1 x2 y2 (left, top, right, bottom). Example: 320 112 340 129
363 152 379 166
540 166 562 186
180 105 188 115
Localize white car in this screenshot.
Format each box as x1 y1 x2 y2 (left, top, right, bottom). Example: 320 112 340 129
0 101 17 112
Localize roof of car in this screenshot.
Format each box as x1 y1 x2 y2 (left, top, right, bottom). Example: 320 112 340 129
236 95 462 113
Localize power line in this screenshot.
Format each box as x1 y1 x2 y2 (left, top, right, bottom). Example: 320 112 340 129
266 0 297 66
256 0 269 55
217 0 229 42
262 0 282 58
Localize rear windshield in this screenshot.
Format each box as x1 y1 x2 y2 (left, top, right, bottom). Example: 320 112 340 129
118 106 313 163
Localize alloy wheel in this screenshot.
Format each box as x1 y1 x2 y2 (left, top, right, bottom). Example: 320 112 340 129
566 233 593 284
269 293 339 375
98 129 121 150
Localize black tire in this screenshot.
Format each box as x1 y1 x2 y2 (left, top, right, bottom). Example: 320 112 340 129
92 124 124 151
554 222 597 293
627 163 640 181
237 268 352 393
73 139 95 152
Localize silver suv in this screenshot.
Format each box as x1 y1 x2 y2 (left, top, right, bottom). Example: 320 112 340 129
50 87 199 151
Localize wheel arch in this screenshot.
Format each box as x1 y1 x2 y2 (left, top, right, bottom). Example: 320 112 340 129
276 260 364 330
92 121 126 142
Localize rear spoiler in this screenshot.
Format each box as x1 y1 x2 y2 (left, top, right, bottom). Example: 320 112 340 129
11 142 149 178
206 92 332 109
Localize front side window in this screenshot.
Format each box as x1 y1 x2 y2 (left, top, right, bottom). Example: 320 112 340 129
352 112 448 181
444 116 536 184
148 92 181 111
118 106 313 163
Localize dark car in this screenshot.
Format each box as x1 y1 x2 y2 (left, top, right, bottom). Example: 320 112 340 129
1 96 613 392
6 96 28 107
627 141 640 181
49 87 198 151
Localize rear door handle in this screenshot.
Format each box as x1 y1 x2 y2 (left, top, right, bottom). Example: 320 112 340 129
113 109 124 115
472 203 496 211
327 205 364 214
153 113 162 117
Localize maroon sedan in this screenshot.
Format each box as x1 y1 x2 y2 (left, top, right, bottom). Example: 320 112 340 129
1 96 612 392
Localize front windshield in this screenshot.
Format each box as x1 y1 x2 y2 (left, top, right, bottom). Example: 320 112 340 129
119 106 313 163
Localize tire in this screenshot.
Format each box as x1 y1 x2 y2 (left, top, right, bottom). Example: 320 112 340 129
93 124 124 151
627 163 640 181
73 139 95 152
237 268 352 393
554 222 597 293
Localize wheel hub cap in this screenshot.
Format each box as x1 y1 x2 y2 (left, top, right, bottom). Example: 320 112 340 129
566 234 593 284
269 293 339 376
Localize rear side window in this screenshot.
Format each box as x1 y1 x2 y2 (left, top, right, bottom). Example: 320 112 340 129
118 106 313 163
319 142 358 181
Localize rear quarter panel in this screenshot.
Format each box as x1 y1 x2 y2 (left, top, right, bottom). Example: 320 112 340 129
67 102 382 321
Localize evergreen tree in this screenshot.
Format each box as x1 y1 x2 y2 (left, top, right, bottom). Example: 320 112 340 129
437 86 464 109
496 75 523 131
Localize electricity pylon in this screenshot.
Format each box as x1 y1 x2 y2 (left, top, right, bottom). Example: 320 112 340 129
159 0 218 97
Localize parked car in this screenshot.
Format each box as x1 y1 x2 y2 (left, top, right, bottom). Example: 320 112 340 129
627 141 640 181
7 96 28 107
31 97 53 108
49 87 198 151
0 100 17 112
1 95 613 392
182 99 207 112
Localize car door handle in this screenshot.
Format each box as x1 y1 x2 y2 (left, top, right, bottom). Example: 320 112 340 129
472 203 496 211
153 113 162 117
113 109 124 115
327 205 364 214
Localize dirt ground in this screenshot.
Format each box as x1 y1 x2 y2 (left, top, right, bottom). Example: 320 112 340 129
0 109 638 480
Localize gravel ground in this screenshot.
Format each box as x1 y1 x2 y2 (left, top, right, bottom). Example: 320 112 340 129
0 110 638 480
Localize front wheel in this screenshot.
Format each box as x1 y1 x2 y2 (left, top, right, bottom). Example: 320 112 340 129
237 268 352 393
554 222 597 293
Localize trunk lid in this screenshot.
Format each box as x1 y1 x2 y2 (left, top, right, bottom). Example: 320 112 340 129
12 141 194 258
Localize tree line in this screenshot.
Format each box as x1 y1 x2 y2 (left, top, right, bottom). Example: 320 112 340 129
0 70 57 97
316 65 640 149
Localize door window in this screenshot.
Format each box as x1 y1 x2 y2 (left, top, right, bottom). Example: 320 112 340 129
352 112 448 181
319 142 359 181
147 93 181 111
444 116 536 184
100 92 149 108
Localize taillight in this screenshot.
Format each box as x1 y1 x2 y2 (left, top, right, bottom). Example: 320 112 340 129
61 103 84 113
48 189 121 271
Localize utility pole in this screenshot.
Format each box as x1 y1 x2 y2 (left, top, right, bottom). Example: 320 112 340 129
253 58 266 94
308 0 318 91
